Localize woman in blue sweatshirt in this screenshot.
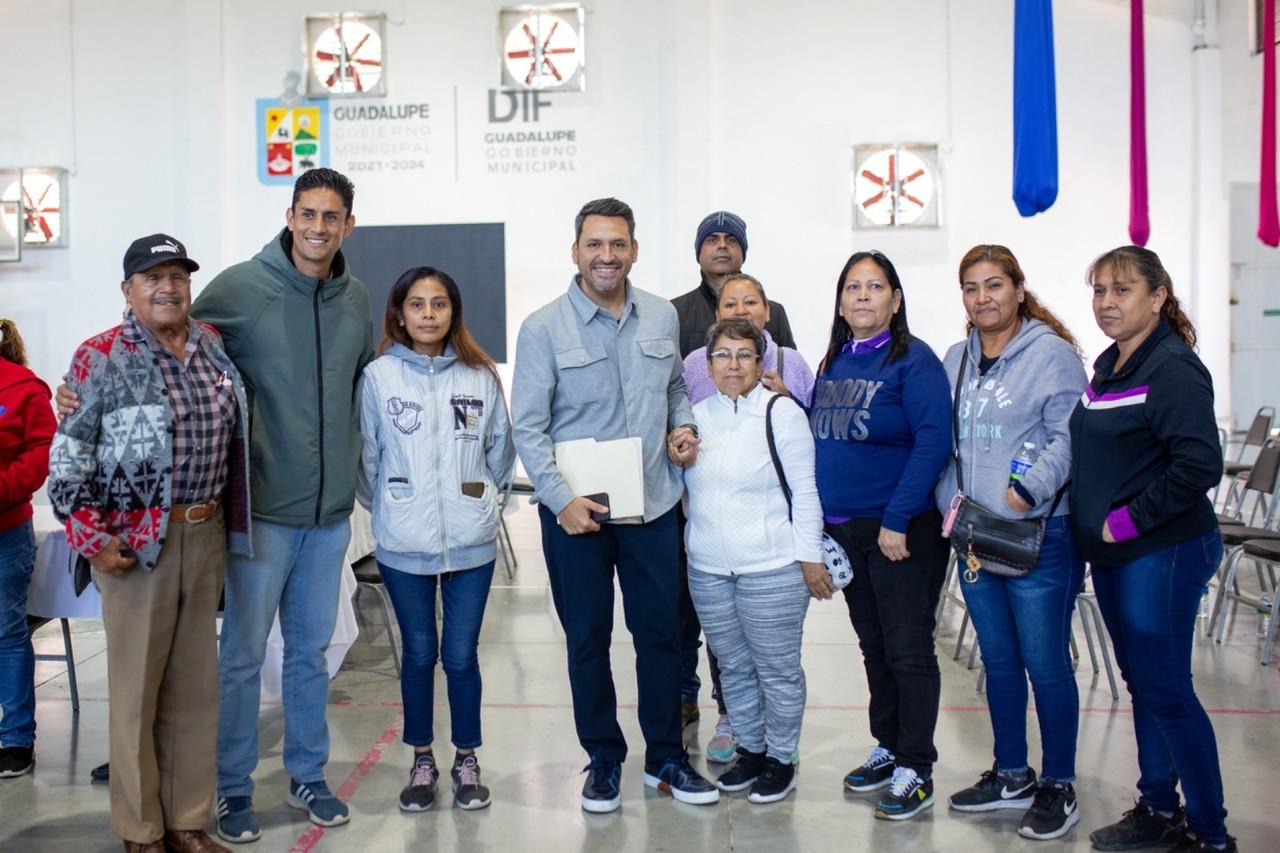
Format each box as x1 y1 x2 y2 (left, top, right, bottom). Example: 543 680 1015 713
1071 247 1232 853
811 250 951 821
936 245 1087 841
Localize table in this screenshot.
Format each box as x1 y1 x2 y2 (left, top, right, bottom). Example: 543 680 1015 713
27 504 374 698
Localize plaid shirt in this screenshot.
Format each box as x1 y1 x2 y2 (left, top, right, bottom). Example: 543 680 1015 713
126 313 237 503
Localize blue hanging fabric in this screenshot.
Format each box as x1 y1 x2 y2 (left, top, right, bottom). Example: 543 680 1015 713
1012 0 1059 216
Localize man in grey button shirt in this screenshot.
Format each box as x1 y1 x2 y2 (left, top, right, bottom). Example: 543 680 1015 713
511 197 720 813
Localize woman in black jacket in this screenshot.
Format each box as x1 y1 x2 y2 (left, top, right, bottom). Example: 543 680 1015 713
1070 246 1232 853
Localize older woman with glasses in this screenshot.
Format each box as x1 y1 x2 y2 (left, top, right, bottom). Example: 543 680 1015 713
672 318 825 805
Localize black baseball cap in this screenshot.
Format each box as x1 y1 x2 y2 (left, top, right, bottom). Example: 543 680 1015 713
122 233 200 279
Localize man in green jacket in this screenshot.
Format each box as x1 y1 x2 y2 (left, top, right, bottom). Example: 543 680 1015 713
195 169 374 842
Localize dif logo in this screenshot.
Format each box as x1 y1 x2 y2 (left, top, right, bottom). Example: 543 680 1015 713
488 90 551 123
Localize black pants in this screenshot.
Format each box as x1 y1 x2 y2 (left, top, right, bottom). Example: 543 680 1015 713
828 510 948 776
539 505 683 767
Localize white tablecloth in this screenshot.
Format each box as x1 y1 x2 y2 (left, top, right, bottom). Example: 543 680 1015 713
26 504 375 697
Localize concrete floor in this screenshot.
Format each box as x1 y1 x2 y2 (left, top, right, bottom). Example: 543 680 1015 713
3 501 1278 852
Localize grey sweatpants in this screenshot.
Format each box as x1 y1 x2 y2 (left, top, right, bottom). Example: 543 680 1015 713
688 563 810 762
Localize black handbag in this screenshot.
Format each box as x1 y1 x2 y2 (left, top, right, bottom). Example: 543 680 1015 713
947 354 1064 582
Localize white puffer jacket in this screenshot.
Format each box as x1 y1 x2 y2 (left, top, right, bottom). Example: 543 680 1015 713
684 384 823 575
357 344 515 574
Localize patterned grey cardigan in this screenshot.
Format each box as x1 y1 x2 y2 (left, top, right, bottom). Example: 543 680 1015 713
48 320 252 574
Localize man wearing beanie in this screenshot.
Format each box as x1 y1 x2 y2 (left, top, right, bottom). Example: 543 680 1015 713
670 211 795 358
669 211 797 759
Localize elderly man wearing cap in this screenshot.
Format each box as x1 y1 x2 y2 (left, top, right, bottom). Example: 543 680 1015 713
670 211 796 359
48 234 250 853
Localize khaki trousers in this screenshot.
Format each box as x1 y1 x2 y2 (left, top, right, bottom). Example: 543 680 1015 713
97 509 226 843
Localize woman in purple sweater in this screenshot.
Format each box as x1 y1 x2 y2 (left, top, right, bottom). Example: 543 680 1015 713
682 273 815 407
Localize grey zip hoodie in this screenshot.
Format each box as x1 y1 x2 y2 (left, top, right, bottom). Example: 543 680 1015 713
935 318 1087 520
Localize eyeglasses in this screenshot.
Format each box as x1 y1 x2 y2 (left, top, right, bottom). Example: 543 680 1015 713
708 348 761 365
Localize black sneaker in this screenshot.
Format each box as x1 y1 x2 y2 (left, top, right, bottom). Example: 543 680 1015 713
747 756 797 804
874 767 934 821
581 759 622 813
1019 780 1079 840
643 755 720 805
0 746 34 778
715 749 766 792
949 764 1037 812
843 746 896 792
451 753 491 810
1169 830 1238 852
1090 801 1186 851
399 752 438 813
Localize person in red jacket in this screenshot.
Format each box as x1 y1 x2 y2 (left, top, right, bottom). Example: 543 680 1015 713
0 318 55 779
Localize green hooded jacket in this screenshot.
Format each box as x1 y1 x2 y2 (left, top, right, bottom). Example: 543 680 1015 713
192 229 374 526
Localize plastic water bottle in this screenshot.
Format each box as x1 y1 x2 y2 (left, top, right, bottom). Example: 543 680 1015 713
1198 586 1210 620
1010 442 1038 488
1258 594 1273 640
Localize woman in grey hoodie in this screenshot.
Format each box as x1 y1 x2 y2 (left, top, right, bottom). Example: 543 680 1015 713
935 245 1087 842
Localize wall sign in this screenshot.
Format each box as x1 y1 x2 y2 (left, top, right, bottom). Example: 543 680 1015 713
851 144 941 228
256 99 331 185
306 13 388 97
0 168 68 247
499 5 585 92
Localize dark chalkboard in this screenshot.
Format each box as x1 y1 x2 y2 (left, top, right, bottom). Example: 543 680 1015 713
341 223 507 362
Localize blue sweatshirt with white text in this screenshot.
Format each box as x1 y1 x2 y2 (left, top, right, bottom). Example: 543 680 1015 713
811 337 952 532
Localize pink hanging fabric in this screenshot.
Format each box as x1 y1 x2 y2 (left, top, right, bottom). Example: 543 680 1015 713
1129 0 1150 246
1260 0 1280 247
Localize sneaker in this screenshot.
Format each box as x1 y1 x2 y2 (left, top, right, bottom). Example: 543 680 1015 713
1019 780 1079 840
643 755 720 805
843 746 896 792
90 761 109 784
1089 801 1186 851
715 749 765 792
399 752 438 813
451 753 491 810
705 715 738 764
0 746 34 778
949 764 1038 812
747 756 797 804
287 779 350 827
681 699 701 728
581 760 622 813
1169 831 1238 852
215 796 261 844
874 766 934 821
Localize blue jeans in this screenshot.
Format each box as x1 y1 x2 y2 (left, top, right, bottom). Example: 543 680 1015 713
378 561 494 749
216 518 351 797
960 515 1084 781
1092 530 1228 846
0 521 37 749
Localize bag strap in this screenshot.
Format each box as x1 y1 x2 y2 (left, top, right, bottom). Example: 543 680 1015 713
775 344 786 378
953 347 1070 515
952 352 968 495
765 394 793 521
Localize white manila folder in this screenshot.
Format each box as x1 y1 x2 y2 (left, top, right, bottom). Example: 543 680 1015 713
553 436 646 519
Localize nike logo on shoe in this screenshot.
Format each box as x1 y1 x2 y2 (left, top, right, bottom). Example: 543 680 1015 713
1001 784 1033 799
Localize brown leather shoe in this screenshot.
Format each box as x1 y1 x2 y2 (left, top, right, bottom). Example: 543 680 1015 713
163 830 231 853
122 841 165 853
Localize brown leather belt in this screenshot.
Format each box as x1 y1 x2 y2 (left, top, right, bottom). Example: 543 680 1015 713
170 498 220 525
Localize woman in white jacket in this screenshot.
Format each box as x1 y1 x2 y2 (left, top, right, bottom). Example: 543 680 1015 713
357 266 515 816
675 318 826 804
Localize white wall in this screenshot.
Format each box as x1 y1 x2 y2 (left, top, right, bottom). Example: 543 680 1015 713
1 0 1216 401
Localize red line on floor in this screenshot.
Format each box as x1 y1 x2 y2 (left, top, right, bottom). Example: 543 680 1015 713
321 700 1280 715
288 712 403 853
